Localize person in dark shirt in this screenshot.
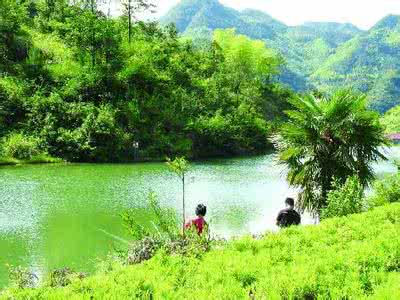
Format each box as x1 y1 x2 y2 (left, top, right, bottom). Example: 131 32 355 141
276 197 301 228
185 204 208 235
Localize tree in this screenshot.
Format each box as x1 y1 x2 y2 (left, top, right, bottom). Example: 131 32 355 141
65 3 120 69
212 29 281 99
121 0 155 43
0 0 28 70
0 9 289 163
166 157 190 236
61 1 100 67
277 90 387 215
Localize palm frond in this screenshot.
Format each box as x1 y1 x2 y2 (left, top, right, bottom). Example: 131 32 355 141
278 90 387 214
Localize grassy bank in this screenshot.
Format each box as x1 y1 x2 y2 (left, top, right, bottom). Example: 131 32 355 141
2 204 400 299
0 155 64 166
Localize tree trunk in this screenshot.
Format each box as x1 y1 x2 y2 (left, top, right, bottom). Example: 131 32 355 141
128 0 132 43
182 175 186 237
91 0 96 68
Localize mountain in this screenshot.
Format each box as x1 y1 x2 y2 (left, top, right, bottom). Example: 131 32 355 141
160 0 286 40
269 22 362 83
161 0 400 113
312 15 400 112
161 0 242 33
160 0 361 86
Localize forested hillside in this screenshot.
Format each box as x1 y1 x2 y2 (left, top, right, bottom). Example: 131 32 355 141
313 15 400 112
0 0 293 163
382 105 400 133
1 0 397 164
161 0 400 113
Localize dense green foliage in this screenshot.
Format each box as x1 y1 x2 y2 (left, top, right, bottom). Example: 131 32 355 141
0 0 291 162
162 0 400 112
369 173 400 207
3 204 400 299
0 133 62 165
321 176 365 219
381 105 400 133
278 90 386 214
1 133 41 160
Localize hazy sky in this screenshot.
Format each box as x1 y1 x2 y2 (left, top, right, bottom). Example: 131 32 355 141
136 0 400 30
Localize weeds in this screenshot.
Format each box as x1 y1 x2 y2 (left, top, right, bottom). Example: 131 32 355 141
127 237 163 265
4 204 399 299
7 265 38 289
47 268 87 288
121 192 212 265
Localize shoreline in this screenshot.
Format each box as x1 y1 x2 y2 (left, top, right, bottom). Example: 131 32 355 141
1 145 398 168
2 204 399 298
0 151 274 167
0 156 64 166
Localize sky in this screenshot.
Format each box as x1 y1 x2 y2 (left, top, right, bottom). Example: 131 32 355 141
121 0 400 30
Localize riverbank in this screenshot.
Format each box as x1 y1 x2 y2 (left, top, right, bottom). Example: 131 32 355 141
2 203 399 299
0 155 64 166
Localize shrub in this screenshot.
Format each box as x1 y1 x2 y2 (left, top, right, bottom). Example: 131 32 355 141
321 176 365 219
1 133 42 160
81 104 131 162
189 105 271 158
121 192 180 264
121 192 180 242
7 265 38 289
127 237 163 265
48 268 74 287
121 192 212 264
369 173 400 207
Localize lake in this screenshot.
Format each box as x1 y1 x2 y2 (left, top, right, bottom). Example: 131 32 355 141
1 148 399 287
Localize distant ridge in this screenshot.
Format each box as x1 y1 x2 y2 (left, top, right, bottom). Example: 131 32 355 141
160 0 400 113
160 0 286 40
372 14 400 30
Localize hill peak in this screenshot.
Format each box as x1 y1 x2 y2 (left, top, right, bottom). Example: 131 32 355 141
303 22 361 30
240 8 274 19
160 0 226 32
372 14 400 31
180 0 219 4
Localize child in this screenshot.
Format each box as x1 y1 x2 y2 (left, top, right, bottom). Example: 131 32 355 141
185 204 207 235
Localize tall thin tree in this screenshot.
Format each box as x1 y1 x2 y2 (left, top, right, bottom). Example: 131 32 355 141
166 157 190 237
90 0 96 67
121 0 155 43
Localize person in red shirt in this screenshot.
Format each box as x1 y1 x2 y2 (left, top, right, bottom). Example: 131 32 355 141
185 204 207 235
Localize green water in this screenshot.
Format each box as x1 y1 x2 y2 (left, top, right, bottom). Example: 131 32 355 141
1 150 399 287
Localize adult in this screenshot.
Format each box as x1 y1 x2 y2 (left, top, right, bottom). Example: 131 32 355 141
276 197 301 228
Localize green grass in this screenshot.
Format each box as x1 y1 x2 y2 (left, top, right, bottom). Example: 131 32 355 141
2 204 400 299
0 155 64 166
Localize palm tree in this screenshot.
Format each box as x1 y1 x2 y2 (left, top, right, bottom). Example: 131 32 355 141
277 90 387 215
